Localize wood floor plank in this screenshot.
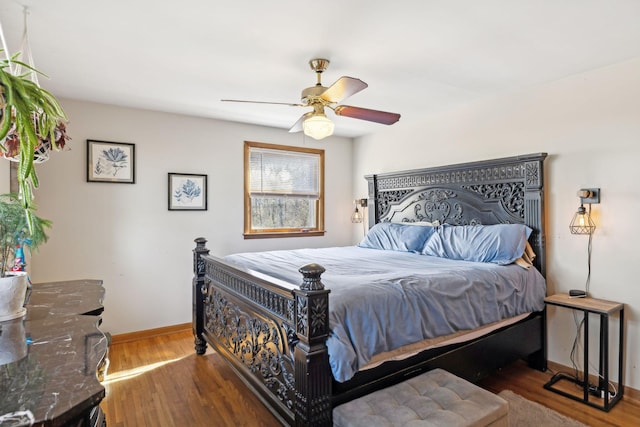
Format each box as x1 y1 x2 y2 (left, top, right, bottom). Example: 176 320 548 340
102 330 280 426
101 330 639 426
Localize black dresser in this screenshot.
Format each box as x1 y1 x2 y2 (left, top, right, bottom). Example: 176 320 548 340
0 279 108 427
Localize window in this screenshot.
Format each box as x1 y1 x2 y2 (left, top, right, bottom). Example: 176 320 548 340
244 141 324 238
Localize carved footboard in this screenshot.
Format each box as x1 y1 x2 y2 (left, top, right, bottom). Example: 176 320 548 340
193 238 332 426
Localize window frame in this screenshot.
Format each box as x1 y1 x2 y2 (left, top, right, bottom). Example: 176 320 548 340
244 141 325 239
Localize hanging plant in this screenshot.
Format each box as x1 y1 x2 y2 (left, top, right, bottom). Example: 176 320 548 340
0 52 68 224
2 118 69 163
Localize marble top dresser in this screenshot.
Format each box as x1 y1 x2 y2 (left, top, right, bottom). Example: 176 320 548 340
0 279 107 427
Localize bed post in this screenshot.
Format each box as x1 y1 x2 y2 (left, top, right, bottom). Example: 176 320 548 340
521 153 548 371
293 264 332 426
522 154 547 278
366 173 379 228
193 237 210 355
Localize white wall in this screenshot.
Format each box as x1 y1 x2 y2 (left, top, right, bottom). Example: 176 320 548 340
0 159 8 193
353 58 640 390
30 100 355 335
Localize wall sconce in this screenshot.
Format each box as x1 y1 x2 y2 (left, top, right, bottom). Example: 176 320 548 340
569 188 600 235
351 199 368 223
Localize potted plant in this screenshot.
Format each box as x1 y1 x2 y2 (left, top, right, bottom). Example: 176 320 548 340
0 193 50 320
0 51 68 222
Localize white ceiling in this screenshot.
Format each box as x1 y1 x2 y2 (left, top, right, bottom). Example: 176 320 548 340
1 0 639 138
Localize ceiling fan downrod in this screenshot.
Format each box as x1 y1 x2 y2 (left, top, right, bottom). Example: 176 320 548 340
309 58 329 86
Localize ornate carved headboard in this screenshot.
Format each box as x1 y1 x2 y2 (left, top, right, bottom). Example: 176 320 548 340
365 153 547 276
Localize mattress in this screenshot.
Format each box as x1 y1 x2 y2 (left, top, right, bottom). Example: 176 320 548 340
224 246 546 382
361 312 530 371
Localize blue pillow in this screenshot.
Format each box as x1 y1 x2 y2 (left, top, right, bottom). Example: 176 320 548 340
421 223 532 265
358 222 436 253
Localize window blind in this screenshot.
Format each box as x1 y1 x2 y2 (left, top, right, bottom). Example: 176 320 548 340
249 147 320 197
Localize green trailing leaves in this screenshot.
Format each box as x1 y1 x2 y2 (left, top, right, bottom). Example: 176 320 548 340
0 51 67 229
0 193 51 277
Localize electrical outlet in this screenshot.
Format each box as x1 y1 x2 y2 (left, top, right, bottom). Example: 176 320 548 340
588 385 615 399
602 390 615 399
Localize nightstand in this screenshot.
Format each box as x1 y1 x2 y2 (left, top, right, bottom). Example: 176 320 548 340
543 293 624 411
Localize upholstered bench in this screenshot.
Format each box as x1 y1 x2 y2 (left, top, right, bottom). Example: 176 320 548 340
333 369 508 427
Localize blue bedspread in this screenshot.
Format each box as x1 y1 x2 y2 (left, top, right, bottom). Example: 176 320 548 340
223 246 546 382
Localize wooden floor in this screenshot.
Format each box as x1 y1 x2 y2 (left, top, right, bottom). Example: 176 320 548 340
479 362 640 426
101 330 639 426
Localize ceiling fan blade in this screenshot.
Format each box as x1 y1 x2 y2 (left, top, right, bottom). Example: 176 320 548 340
221 99 304 107
333 105 401 125
288 112 312 133
321 77 368 103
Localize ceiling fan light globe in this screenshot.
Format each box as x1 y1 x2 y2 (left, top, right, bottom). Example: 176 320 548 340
303 114 334 140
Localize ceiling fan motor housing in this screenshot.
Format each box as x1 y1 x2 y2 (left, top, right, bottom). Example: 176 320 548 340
301 85 328 104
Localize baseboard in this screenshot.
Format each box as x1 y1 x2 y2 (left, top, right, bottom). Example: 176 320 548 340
110 322 191 344
547 360 639 400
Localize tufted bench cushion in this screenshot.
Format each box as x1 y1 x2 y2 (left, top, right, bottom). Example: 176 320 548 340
333 369 508 427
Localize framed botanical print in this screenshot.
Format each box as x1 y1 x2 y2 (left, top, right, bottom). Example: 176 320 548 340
87 140 135 183
168 173 207 211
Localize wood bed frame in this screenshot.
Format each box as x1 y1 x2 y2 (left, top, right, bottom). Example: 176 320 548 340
193 152 548 426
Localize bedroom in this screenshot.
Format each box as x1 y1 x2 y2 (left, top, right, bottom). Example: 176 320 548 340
0 0 638 425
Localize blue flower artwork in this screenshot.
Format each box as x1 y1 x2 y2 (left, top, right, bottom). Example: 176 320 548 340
169 173 207 210
174 179 201 202
88 140 135 183
94 147 129 177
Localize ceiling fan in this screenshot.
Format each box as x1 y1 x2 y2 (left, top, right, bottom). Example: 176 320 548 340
222 58 401 140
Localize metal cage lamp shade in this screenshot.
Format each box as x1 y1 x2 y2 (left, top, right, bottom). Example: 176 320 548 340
569 188 599 235
350 198 368 223
351 206 363 223
570 204 596 235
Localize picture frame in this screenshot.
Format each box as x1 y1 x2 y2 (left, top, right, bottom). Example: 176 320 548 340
87 140 136 183
168 173 207 211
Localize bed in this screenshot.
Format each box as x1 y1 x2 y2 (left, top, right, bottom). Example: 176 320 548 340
192 153 548 426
